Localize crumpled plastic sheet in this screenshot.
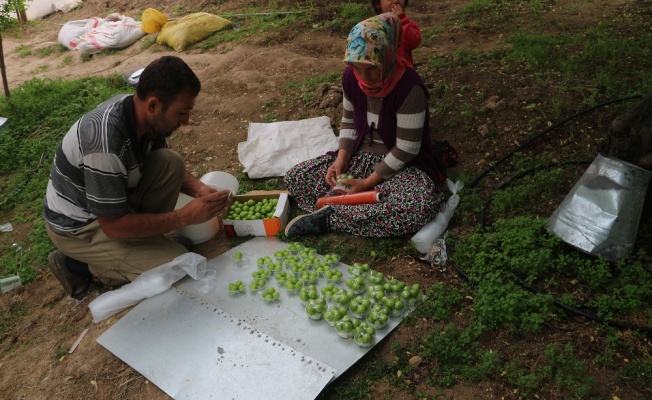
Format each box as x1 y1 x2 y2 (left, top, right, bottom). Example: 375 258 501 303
88 252 209 323
421 231 449 270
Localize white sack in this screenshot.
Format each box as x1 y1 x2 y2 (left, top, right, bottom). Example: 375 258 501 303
54 0 82 13
58 13 146 55
238 116 339 179
88 252 207 323
58 17 103 50
24 0 55 20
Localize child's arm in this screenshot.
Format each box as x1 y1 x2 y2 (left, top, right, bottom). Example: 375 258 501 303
398 14 422 51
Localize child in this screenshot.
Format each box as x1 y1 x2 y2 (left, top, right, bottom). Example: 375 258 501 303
371 0 421 68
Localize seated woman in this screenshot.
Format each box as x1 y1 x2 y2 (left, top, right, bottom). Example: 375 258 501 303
284 13 444 237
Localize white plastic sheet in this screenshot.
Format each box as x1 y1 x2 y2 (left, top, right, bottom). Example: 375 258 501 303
237 116 339 178
88 252 208 323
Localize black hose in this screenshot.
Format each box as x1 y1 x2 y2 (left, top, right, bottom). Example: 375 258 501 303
450 260 652 335
449 94 651 334
477 160 592 229
468 94 643 189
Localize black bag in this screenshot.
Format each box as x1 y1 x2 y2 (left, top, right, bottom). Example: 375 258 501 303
432 140 459 175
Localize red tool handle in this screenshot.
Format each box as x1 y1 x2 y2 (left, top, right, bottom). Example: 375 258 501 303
316 190 383 209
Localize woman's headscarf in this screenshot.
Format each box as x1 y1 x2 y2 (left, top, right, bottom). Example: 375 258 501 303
344 13 407 98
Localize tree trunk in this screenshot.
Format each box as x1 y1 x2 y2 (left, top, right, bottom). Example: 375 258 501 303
599 92 652 219
17 9 27 23
0 33 10 99
14 1 27 23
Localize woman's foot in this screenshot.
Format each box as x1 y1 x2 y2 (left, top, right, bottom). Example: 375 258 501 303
285 206 334 236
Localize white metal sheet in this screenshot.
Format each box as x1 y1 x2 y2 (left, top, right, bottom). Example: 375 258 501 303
98 236 409 399
97 288 334 399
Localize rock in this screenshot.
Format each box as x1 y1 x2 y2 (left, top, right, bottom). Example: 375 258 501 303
486 95 506 111
318 86 343 109
409 355 422 366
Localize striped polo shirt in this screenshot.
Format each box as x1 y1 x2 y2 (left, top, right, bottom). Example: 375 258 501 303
43 94 167 232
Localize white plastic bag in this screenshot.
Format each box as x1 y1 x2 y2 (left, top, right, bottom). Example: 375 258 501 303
88 252 207 323
411 179 464 253
238 116 339 178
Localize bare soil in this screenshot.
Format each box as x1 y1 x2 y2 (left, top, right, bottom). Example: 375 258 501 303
1 1 650 399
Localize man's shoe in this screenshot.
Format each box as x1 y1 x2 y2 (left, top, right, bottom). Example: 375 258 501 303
48 251 92 300
285 206 334 237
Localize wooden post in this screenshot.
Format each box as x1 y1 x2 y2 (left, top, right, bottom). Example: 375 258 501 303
0 32 10 99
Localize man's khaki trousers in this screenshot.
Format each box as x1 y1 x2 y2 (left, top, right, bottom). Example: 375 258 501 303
46 149 189 286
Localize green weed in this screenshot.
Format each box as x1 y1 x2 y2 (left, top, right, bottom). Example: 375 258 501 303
542 342 595 397
323 3 370 33
140 36 158 50
285 73 340 106
58 54 73 68
413 282 463 322
14 44 31 57
618 358 652 390
420 323 486 387
234 174 285 194
262 111 280 122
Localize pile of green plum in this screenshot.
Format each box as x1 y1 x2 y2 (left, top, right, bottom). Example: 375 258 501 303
228 280 245 294
225 242 423 348
366 303 390 329
305 298 327 320
299 284 320 304
226 198 278 220
354 321 376 347
262 287 281 302
335 173 356 190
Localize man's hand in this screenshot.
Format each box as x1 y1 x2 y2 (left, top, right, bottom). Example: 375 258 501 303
97 189 231 240
185 190 230 224
194 183 218 198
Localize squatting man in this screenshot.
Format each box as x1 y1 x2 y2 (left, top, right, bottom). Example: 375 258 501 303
43 55 230 299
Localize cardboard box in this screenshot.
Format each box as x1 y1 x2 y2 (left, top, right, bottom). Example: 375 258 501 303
223 191 290 237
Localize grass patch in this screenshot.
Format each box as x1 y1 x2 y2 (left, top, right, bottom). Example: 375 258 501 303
285 73 340 106
0 76 132 281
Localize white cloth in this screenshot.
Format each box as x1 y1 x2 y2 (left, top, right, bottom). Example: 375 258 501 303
238 116 339 179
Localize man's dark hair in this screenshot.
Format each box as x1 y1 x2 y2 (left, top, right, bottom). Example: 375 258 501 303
136 56 201 110
370 0 410 14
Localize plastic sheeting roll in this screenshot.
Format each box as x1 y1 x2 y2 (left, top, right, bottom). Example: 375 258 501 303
316 190 383 209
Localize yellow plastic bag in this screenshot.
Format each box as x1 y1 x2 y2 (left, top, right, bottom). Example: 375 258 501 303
156 12 232 52
141 8 168 34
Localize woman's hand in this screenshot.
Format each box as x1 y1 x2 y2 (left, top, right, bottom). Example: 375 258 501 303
326 150 352 187
326 162 344 187
339 172 384 194
340 178 369 194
